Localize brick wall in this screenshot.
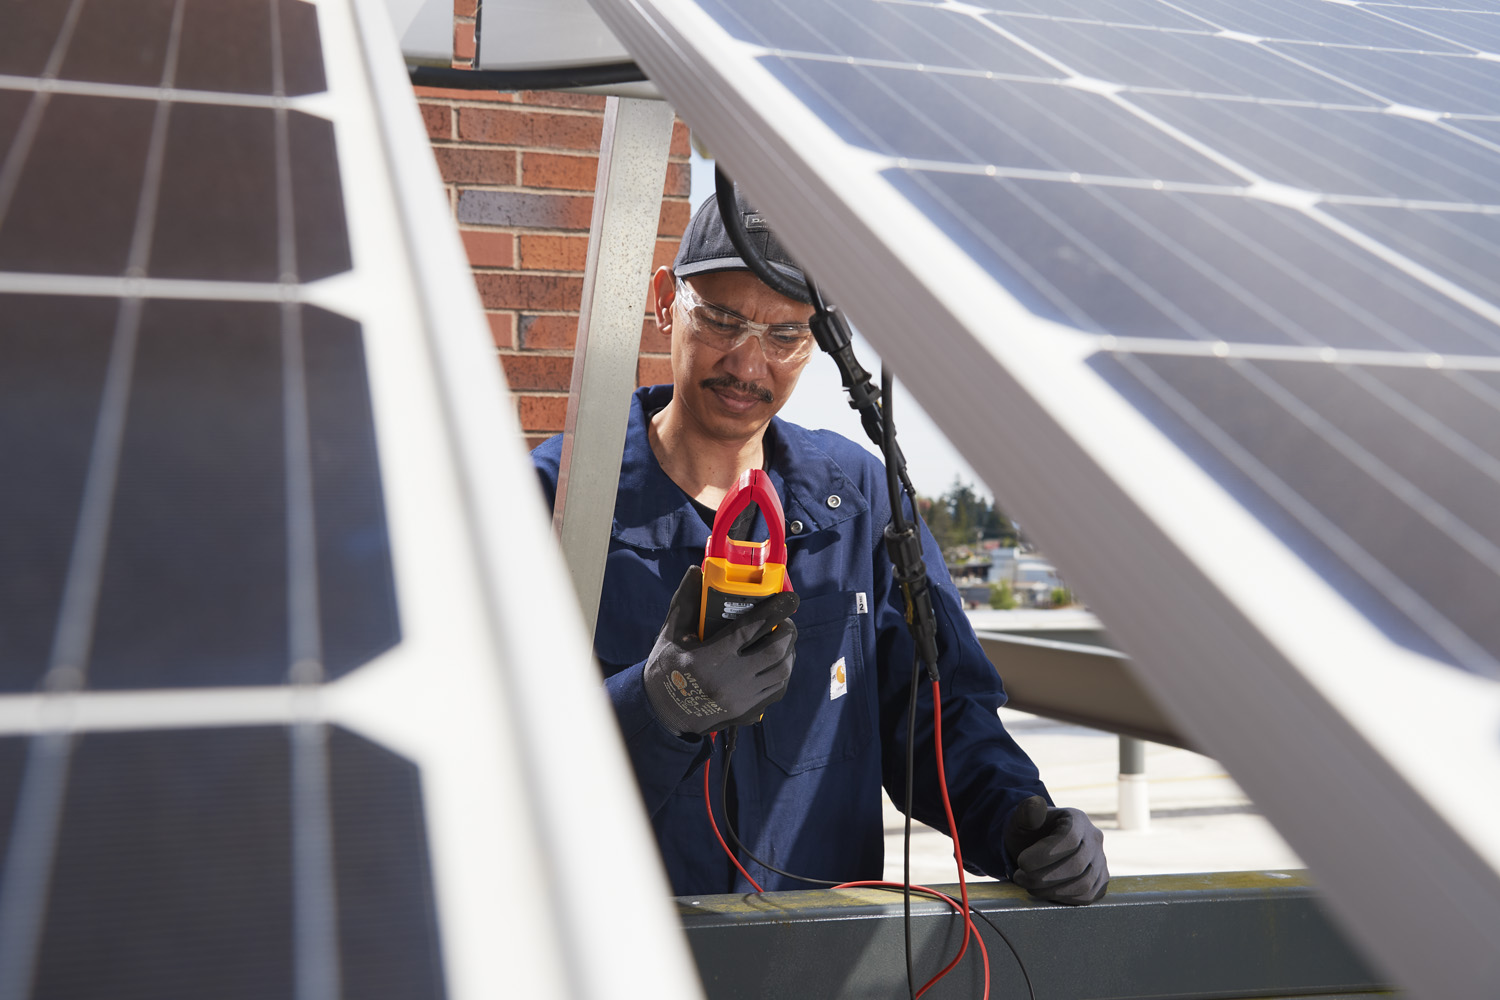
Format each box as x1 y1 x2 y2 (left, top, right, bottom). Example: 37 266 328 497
415 80 692 448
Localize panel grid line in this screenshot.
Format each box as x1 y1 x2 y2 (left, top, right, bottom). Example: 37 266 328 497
1111 351 1500 676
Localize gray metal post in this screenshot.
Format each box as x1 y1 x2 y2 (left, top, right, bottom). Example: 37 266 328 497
552 96 675 645
1118 734 1149 831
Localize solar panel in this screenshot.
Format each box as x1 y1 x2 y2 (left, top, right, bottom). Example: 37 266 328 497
0 0 697 996
587 0 1500 994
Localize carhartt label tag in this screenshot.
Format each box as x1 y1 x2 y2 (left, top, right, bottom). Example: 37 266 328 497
855 592 868 614
829 658 848 700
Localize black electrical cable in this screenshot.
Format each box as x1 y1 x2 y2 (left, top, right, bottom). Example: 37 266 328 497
968 908 1038 1000
719 729 841 888
407 62 646 92
903 647 921 1000
714 168 810 303
721 716 1037 1000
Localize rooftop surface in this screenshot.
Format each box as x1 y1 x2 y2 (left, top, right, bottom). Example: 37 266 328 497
882 707 1303 886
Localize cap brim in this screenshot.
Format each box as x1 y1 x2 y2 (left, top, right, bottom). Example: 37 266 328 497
674 256 806 287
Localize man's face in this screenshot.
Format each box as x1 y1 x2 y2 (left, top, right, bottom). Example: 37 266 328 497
653 267 815 443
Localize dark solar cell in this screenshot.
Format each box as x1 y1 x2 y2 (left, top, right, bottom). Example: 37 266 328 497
304 308 400 680
279 0 330 96
57 0 176 87
0 95 154 276
971 0 1211 30
1321 205 1500 308
149 103 279 281
1163 0 1466 49
989 16 1370 101
765 57 1236 182
0 296 118 692
89 300 289 689
1092 352 1500 676
329 727 445 1000
0 0 70 77
289 112 352 280
1128 95 1500 202
33 728 295 1000
1267 45 1500 116
699 0 1055 74
1370 6 1500 53
175 0 274 95
1360 367 1500 466
892 170 1500 353
0 91 32 175
0 737 27 866
1255 359 1500 549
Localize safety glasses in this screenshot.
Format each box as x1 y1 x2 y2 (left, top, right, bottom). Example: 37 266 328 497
673 276 814 364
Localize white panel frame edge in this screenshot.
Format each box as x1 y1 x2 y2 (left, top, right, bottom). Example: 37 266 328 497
317 0 705 997
587 0 1500 995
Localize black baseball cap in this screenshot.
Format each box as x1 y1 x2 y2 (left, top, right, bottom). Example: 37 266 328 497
673 188 810 302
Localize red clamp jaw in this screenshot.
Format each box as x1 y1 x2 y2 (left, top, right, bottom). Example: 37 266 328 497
699 469 793 639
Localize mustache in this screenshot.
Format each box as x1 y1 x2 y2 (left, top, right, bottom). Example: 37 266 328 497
701 375 773 403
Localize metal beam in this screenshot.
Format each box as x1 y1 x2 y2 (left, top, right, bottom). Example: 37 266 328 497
677 872 1389 1000
975 631 1189 750
552 96 674 644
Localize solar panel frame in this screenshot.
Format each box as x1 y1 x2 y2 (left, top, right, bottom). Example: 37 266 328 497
587 0 1500 994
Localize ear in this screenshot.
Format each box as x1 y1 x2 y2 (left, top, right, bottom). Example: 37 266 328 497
651 267 676 337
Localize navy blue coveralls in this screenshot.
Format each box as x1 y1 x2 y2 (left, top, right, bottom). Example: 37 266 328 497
533 385 1050 895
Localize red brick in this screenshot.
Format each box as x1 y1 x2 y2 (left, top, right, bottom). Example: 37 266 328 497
525 434 552 450
659 198 690 237
522 152 599 191
413 85 512 102
637 355 673 387
487 311 516 348
502 354 574 391
670 120 691 157
420 103 450 139
650 238 677 274
520 234 588 271
454 22 475 61
663 161 691 198
519 394 569 433
456 189 594 230
433 146 516 185
521 90 608 111
641 316 672 352
461 230 514 267
455 0 477 17
475 273 584 311
458 107 604 150
520 314 577 350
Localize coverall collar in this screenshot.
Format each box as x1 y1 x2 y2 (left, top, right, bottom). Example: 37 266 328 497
613 385 867 552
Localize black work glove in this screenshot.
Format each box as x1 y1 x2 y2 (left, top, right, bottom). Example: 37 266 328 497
642 566 799 736
1002 795 1109 905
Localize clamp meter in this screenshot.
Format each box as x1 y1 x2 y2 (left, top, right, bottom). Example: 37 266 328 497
699 469 793 640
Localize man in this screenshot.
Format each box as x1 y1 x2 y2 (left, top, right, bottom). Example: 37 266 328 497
533 192 1107 903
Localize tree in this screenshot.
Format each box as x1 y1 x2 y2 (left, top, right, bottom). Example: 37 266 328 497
990 580 1017 610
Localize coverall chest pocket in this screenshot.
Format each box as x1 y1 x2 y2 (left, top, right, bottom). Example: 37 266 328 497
762 590 870 775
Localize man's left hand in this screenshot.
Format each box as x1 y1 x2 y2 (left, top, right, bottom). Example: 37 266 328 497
1002 795 1109 905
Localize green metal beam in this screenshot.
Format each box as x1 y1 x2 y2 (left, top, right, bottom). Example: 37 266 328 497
678 871 1395 999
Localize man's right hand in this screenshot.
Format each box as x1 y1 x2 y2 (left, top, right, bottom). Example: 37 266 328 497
642 566 799 736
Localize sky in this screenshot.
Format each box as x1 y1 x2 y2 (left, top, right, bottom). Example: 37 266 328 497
687 151 988 501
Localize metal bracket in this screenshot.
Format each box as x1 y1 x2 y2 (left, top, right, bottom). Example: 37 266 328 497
552 96 675 644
